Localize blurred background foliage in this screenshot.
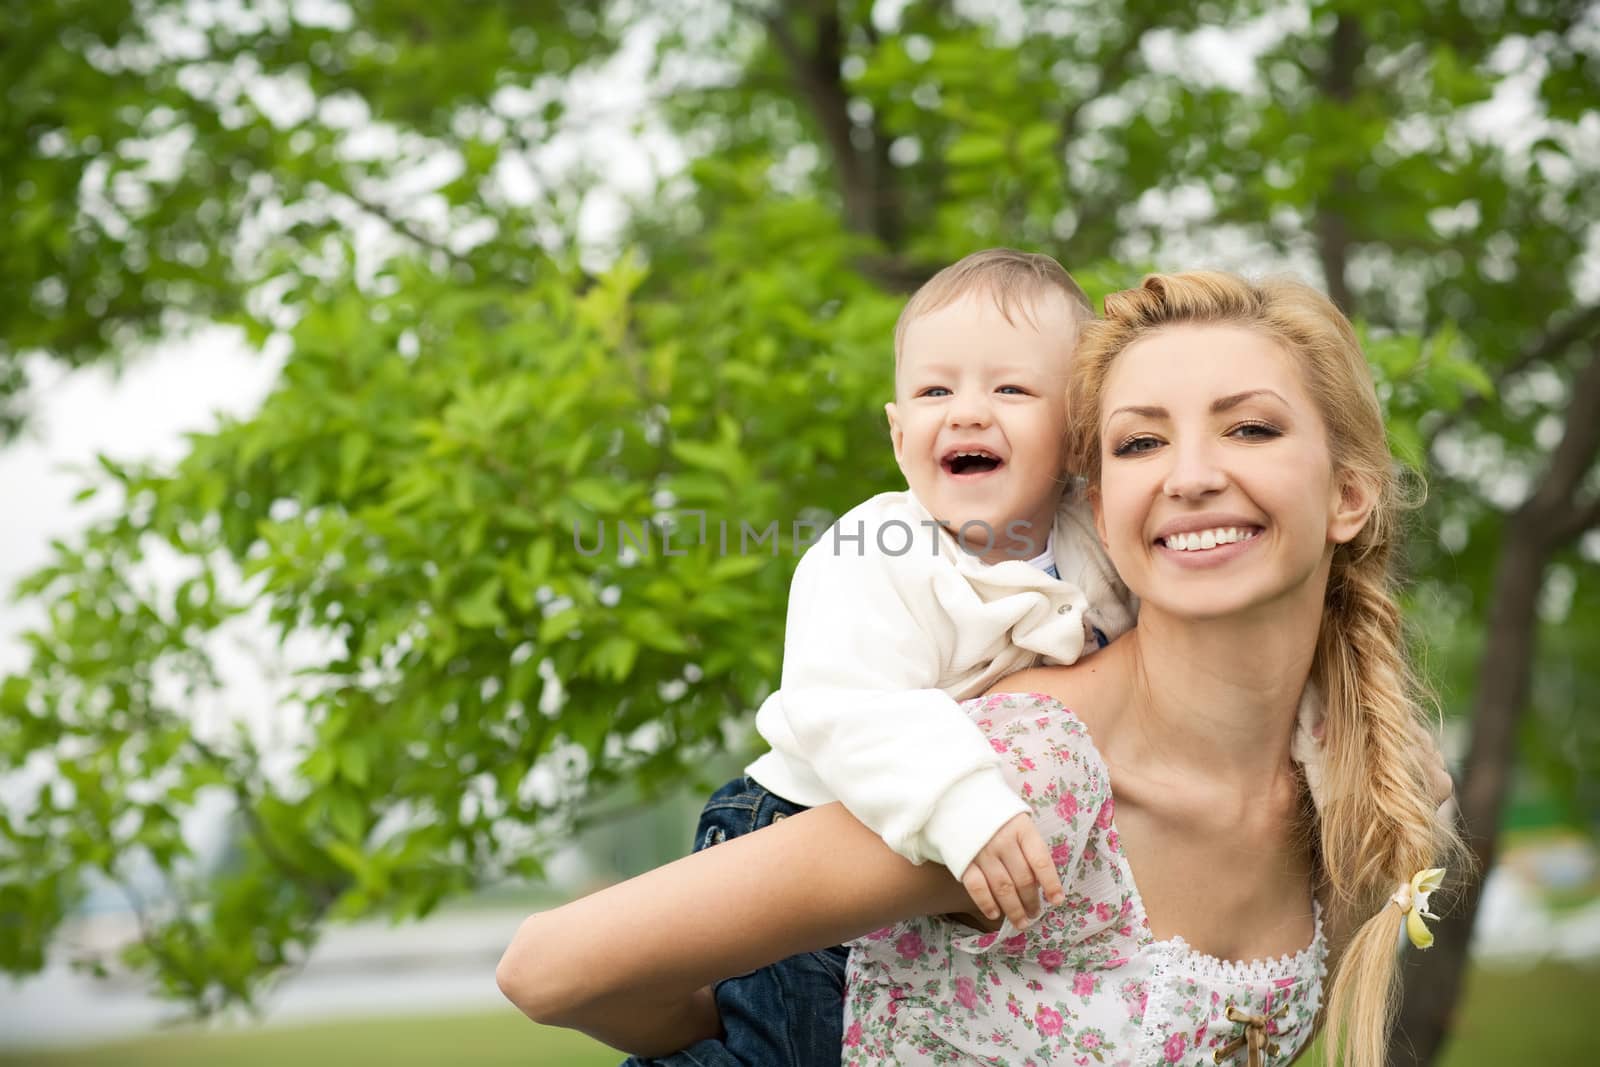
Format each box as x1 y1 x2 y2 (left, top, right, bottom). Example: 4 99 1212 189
1 1 1596 1063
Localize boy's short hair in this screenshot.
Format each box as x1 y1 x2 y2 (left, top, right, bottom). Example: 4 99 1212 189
893 248 1094 364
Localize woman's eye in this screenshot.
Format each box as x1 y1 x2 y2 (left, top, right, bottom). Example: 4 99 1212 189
1111 435 1161 456
1229 420 1282 440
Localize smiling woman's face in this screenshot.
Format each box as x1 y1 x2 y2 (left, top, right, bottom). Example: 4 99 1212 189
1094 323 1369 621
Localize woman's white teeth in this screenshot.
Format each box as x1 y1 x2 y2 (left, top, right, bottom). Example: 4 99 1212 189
1162 527 1258 551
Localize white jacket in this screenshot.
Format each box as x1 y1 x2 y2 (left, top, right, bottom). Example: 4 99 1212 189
746 489 1138 878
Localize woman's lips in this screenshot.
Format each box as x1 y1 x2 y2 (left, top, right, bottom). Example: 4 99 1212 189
1153 525 1265 566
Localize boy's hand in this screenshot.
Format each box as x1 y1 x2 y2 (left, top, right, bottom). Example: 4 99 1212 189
960 813 1065 929
1416 722 1455 810
1310 717 1454 809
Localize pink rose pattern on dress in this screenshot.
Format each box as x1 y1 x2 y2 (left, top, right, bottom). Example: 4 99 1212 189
844 693 1325 1067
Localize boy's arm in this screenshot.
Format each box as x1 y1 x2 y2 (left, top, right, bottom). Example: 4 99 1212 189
759 535 1032 888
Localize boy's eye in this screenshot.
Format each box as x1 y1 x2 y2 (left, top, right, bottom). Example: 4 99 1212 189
996 385 1030 396
1111 434 1161 457
920 387 952 398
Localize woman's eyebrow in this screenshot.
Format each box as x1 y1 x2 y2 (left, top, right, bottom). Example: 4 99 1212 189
1107 404 1167 420
1107 390 1291 422
1212 389 1289 412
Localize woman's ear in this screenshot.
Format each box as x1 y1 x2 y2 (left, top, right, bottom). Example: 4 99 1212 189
1328 470 1377 545
1089 486 1108 548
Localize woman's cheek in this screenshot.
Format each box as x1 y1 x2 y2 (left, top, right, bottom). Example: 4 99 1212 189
1098 490 1146 572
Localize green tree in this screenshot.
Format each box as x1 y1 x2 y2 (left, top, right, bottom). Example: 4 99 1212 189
3 3 1595 1062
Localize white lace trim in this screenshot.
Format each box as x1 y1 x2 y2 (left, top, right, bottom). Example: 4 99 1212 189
1151 901 1327 985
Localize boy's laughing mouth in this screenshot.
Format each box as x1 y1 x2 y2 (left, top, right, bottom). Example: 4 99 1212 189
940 447 1004 477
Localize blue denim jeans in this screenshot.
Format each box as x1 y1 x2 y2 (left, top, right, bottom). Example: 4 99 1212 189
621 776 848 1067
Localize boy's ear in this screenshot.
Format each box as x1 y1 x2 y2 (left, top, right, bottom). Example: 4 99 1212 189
1328 470 1377 545
884 401 905 465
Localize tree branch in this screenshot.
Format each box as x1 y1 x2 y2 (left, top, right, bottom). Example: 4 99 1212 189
1552 493 1600 543
1054 17 1154 157
1523 336 1600 537
1048 17 1157 255
737 0 901 245
342 187 477 271
1427 303 1600 446
183 731 345 910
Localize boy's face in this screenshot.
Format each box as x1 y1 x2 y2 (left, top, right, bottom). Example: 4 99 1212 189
886 291 1076 563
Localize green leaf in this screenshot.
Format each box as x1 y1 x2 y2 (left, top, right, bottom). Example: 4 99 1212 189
338 739 371 788
670 439 739 478
328 791 366 843
945 133 1006 167
303 747 336 786
539 608 582 643
1016 121 1058 160
526 538 554 583
707 554 767 581
339 433 372 494
626 611 690 654
456 576 506 629
584 635 639 681
568 479 629 512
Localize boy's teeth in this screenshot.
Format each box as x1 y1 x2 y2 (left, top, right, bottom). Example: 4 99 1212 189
1162 527 1258 551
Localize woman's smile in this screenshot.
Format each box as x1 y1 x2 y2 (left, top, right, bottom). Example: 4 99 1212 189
1153 524 1265 567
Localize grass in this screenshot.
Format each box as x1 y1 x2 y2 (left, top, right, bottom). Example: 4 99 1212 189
3 963 1594 1066
0 1009 617 1067
1433 961 1597 1066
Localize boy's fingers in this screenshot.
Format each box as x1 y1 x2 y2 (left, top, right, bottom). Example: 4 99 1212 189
961 864 1000 922
997 847 1042 923
1427 755 1454 807
980 854 1029 928
1018 824 1064 904
1405 719 1455 806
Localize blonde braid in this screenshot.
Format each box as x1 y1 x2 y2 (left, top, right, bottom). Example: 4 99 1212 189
1316 547 1460 1067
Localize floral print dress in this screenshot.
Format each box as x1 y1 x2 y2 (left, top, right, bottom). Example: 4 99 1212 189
844 692 1326 1067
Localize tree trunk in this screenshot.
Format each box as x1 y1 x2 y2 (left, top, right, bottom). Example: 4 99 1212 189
1390 525 1546 1064
1395 338 1600 1064
1315 13 1361 313
762 0 901 247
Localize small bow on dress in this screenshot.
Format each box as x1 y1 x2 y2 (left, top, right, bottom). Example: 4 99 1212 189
1213 1001 1289 1067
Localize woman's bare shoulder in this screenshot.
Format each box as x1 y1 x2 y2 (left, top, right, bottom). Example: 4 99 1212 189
986 636 1132 730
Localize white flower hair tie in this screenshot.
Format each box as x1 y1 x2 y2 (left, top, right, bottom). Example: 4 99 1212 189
1390 867 1446 949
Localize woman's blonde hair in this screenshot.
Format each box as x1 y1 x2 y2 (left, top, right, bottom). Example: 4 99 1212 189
1068 271 1467 1067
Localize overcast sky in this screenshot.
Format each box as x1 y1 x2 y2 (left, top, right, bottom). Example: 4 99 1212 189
0 331 283 675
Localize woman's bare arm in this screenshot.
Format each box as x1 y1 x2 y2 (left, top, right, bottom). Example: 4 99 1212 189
496 800 970 1055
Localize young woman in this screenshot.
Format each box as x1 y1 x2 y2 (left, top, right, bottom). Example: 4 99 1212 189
498 272 1464 1067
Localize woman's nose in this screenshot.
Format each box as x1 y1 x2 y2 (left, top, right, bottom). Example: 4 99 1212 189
1161 442 1228 499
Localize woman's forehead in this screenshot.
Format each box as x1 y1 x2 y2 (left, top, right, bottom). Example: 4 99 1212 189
1102 325 1307 411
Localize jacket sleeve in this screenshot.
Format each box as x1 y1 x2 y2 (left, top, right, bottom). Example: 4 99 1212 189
758 533 1028 877
1053 494 1139 643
